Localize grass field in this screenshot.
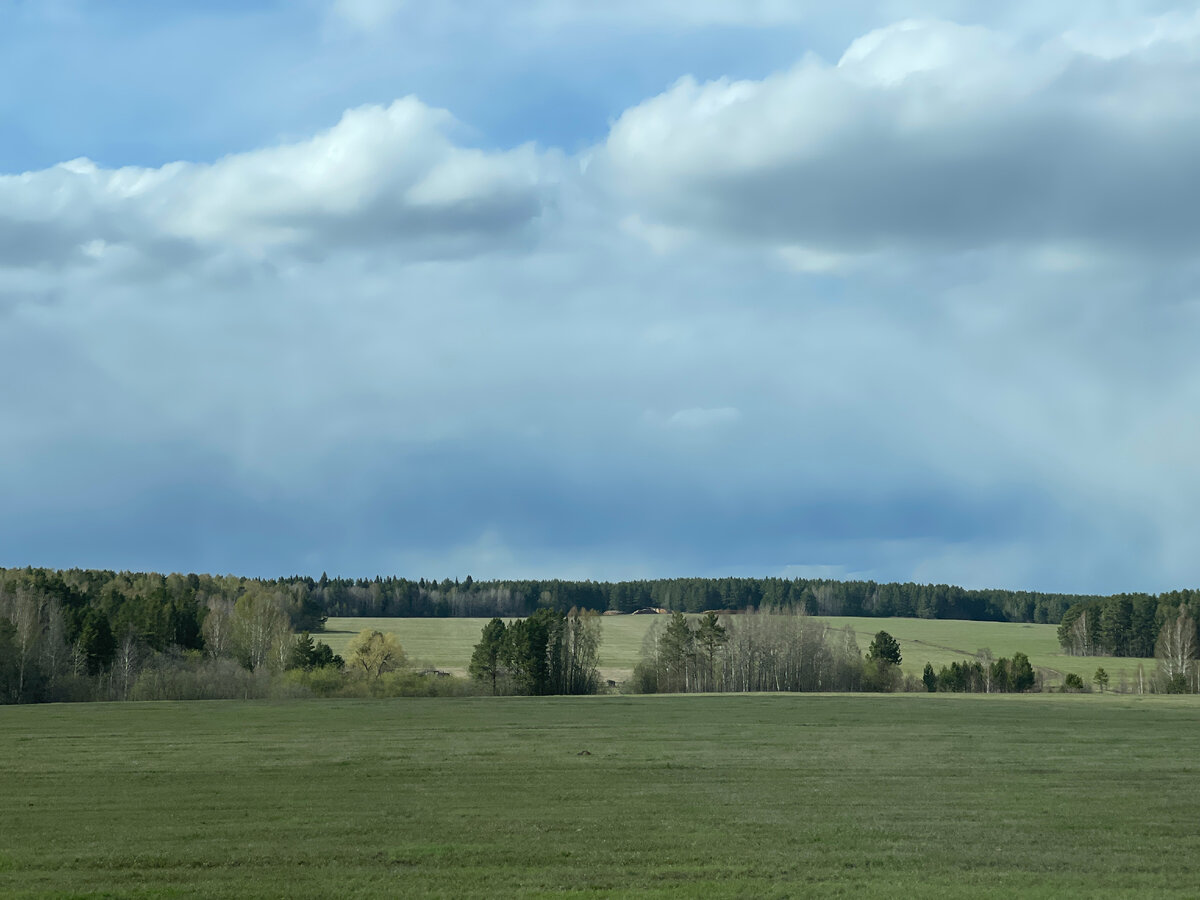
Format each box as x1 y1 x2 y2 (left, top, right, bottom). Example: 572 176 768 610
4 694 1200 897
321 615 1150 688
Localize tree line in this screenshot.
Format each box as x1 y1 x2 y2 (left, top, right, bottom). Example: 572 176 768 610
313 574 1088 623
0 566 1123 637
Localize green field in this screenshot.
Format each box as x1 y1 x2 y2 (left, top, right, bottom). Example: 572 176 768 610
322 615 1150 688
4 695 1200 897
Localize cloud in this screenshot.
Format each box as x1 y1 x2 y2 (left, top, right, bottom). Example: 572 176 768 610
327 0 815 35
0 98 556 271
602 16 1200 258
660 407 742 429
7 7 1200 594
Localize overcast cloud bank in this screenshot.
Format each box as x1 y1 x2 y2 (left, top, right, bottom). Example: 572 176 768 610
2 4 1199 593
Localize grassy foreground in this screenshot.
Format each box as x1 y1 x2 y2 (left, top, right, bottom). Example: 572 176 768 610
322 615 1148 687
4 694 1200 897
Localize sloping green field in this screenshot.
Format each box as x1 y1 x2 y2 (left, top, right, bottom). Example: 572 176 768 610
321 615 1148 688
4 694 1200 897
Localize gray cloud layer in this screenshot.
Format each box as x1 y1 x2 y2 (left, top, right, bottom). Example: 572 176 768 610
2 9 1199 592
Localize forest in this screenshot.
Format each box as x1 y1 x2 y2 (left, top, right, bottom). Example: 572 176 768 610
0 565 1094 627
1057 590 1200 657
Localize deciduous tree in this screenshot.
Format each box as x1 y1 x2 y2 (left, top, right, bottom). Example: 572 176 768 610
1155 603 1196 689
348 630 406 681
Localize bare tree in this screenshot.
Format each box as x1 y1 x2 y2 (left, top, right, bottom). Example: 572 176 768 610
232 589 291 672
40 600 69 685
201 597 235 658
4 588 46 701
113 629 145 701
1068 612 1093 657
1156 604 1196 687
977 648 995 693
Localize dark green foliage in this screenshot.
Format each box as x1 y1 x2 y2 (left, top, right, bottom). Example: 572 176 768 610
935 660 986 692
934 651 1036 693
867 631 902 665
468 618 508 694
1162 673 1190 694
289 632 344 672
471 609 601 696
507 609 554 695
863 631 902 691
77 610 116 675
1059 591 1199 657
658 612 697 692
923 662 937 692
1063 672 1086 692
0 620 18 703
695 611 728 692
1093 667 1110 692
1009 652 1036 692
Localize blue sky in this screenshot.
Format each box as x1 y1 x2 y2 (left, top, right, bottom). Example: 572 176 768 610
3 0 1200 592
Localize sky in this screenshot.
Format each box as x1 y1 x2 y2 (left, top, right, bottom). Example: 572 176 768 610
3 0 1200 593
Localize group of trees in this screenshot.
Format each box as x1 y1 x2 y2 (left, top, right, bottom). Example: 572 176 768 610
468 609 602 695
1058 592 1200 658
632 611 910 694
1060 596 1200 692
0 569 334 703
921 652 1037 693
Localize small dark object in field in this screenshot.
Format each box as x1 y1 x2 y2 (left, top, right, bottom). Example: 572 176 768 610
577 750 591 756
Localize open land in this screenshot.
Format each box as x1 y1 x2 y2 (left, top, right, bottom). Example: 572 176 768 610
321 615 1148 688
3 694 1200 897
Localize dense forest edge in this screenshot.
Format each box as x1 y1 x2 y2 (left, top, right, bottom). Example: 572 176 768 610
2 565 1199 702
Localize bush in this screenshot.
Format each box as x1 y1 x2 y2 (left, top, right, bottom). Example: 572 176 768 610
1161 673 1190 694
1062 672 1086 693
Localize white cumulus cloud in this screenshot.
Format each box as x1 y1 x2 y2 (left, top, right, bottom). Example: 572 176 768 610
0 97 556 271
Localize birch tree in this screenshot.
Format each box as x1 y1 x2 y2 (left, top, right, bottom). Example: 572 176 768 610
1155 603 1196 689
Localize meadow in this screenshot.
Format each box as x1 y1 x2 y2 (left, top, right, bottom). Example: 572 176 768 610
322 614 1148 688
4 694 1200 897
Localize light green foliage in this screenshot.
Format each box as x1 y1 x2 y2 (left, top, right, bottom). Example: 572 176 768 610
347 630 406 681
5 696 1200 896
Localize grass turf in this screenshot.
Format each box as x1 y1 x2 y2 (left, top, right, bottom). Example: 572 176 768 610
3 694 1200 897
321 615 1148 688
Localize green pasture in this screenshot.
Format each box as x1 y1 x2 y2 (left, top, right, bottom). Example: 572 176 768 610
322 614 1150 688
5 694 1200 897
